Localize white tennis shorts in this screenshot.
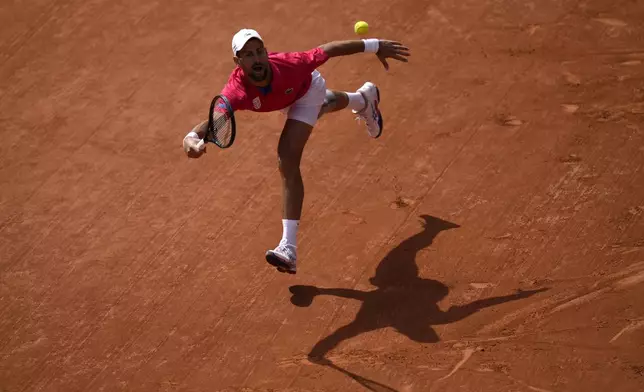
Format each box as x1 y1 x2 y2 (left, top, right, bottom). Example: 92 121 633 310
280 70 326 127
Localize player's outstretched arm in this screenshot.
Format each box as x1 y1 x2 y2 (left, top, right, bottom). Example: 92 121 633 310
319 39 410 70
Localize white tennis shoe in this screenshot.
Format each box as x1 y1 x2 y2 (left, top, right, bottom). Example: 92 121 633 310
354 82 383 138
265 243 297 274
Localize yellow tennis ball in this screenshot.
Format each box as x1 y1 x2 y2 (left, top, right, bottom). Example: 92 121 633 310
354 21 369 35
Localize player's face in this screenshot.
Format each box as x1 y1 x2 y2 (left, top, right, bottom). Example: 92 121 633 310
235 39 269 82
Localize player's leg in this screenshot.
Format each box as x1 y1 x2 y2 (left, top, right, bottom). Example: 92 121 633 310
319 84 383 138
265 119 312 275
317 90 351 116
265 71 327 274
318 89 371 115
278 119 311 222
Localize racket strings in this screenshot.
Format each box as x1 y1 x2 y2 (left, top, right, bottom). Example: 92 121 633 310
209 105 232 145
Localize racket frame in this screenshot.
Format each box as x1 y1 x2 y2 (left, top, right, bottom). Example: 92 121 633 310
205 94 236 149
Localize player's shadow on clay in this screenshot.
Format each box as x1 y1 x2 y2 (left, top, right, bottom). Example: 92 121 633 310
290 215 547 364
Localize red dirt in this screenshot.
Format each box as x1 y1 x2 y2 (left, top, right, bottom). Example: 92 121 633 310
1 0 643 391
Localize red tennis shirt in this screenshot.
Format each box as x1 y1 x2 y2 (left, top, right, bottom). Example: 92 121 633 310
220 47 330 112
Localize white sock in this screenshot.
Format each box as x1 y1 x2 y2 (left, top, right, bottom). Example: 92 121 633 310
347 92 366 111
280 219 299 247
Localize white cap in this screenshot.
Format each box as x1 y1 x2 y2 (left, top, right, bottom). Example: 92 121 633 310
231 28 263 56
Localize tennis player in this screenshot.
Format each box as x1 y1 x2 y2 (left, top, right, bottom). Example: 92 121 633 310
183 28 410 274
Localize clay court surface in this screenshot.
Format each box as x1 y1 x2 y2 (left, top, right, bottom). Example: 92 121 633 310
2 0 644 391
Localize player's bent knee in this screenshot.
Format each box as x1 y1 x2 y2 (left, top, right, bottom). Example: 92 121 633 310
318 90 337 117
324 89 337 110
276 119 312 175
277 149 301 173
277 156 301 178
277 142 303 164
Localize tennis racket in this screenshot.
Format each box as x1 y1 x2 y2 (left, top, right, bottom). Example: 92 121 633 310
197 94 236 149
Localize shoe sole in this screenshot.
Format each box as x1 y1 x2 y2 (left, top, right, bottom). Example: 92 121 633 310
265 251 296 274
374 86 383 139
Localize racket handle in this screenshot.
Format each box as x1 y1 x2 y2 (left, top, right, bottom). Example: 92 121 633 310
196 139 205 150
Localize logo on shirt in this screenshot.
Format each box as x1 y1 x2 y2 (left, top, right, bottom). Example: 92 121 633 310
285 88 293 95
252 96 261 109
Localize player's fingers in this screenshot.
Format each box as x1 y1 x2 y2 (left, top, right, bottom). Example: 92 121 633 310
185 139 202 153
378 55 389 70
382 49 410 60
393 43 410 51
187 148 206 158
391 54 409 62
382 45 409 56
384 41 408 51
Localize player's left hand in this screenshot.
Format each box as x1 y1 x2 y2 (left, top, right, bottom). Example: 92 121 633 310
376 40 410 70
183 135 206 158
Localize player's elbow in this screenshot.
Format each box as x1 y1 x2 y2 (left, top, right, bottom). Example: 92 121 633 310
318 43 333 56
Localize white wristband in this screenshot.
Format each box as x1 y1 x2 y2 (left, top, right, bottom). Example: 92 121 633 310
185 131 198 140
362 39 379 53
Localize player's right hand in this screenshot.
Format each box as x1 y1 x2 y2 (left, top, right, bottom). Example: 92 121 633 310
183 135 206 158
376 40 410 71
